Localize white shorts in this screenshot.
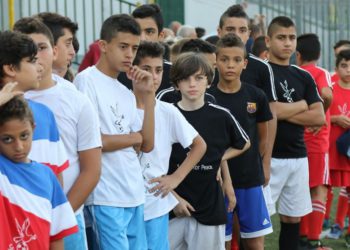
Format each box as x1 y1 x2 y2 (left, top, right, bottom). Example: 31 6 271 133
169 217 225 250
269 157 312 217
263 184 276 216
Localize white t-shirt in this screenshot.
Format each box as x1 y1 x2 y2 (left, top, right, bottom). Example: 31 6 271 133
138 100 198 221
25 75 102 214
74 66 144 207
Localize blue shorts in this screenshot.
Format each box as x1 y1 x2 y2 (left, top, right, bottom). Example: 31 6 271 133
225 186 273 239
88 205 147 250
64 212 87 250
145 214 169 250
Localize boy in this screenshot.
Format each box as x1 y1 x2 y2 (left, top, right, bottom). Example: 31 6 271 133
252 36 269 60
132 41 207 249
156 38 217 104
266 16 325 250
74 14 154 250
118 3 172 92
168 52 251 250
0 31 68 181
328 49 350 247
36 12 78 79
13 17 102 250
208 33 273 250
0 96 78 250
296 33 333 250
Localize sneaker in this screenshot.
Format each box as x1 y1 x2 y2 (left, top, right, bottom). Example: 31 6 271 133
307 240 333 250
345 233 350 248
323 219 330 229
326 224 343 239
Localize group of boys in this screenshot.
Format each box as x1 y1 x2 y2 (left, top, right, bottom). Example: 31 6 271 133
0 2 349 250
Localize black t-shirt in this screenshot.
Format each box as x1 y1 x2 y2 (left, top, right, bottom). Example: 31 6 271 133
156 87 217 104
168 102 248 225
208 83 273 188
269 63 322 158
117 60 172 94
241 54 277 102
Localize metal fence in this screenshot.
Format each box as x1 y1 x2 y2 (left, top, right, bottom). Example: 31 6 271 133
0 0 141 64
239 0 350 71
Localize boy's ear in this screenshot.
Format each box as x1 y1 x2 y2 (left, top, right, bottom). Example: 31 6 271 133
265 36 271 49
243 58 248 69
2 64 17 78
158 30 165 41
217 26 222 37
98 40 108 53
53 45 58 61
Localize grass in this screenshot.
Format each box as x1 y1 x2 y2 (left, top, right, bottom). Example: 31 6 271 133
264 188 349 249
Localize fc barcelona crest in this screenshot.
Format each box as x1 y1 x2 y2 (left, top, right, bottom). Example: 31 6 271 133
247 102 257 113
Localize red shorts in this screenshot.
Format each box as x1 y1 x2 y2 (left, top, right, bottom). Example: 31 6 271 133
330 170 350 187
308 153 330 188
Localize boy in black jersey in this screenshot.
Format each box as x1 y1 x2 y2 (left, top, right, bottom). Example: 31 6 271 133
208 33 273 250
168 52 250 250
266 16 325 250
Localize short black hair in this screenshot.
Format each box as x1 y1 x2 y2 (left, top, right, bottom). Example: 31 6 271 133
180 39 216 54
100 14 141 42
296 33 320 61
0 96 34 127
170 52 214 87
133 41 164 65
216 33 247 58
0 31 37 81
336 49 350 67
205 35 219 46
333 40 350 51
13 17 54 46
219 4 249 29
267 16 295 37
36 12 78 45
252 36 268 57
132 4 163 35
195 27 206 38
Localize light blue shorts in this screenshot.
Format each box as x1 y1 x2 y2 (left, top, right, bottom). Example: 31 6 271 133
145 214 169 250
64 212 87 250
88 204 147 250
225 186 273 239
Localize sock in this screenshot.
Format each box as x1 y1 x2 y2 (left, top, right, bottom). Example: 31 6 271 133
231 233 239 250
335 187 348 228
300 214 309 237
308 200 326 240
231 215 240 250
279 222 300 250
324 188 333 220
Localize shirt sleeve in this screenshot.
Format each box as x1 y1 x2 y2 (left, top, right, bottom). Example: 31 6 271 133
258 59 277 102
316 69 332 92
256 89 273 123
226 111 250 150
74 73 100 116
304 72 323 105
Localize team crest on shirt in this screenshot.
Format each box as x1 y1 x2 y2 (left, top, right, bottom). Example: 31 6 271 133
279 80 295 103
247 102 257 113
110 103 125 133
338 103 350 117
8 218 37 250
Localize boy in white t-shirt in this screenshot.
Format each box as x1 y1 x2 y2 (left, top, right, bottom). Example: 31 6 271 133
132 41 207 249
13 17 102 250
74 14 156 250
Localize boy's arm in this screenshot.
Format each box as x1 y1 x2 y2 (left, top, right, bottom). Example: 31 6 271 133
320 86 333 112
331 115 350 129
66 147 101 211
101 132 142 152
149 135 207 197
257 120 269 185
286 102 326 127
221 140 251 161
275 100 308 120
57 172 63 187
50 239 64 250
172 191 195 217
221 160 236 212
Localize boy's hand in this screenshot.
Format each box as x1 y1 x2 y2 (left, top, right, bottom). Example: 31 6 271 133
0 82 23 106
223 181 236 212
173 196 195 217
148 174 181 198
216 168 223 185
334 115 350 129
127 66 154 94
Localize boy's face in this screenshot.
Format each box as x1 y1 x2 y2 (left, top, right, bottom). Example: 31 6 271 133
137 56 163 92
176 70 208 102
266 26 296 63
218 17 250 44
53 28 75 74
336 59 350 83
28 33 56 81
216 47 247 83
135 17 162 42
100 32 140 73
0 119 33 163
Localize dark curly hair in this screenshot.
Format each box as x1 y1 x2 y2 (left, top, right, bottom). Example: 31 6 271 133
0 96 34 127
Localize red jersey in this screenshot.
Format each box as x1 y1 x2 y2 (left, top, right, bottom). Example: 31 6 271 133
331 72 339 85
329 82 350 171
301 64 332 153
78 41 100 73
